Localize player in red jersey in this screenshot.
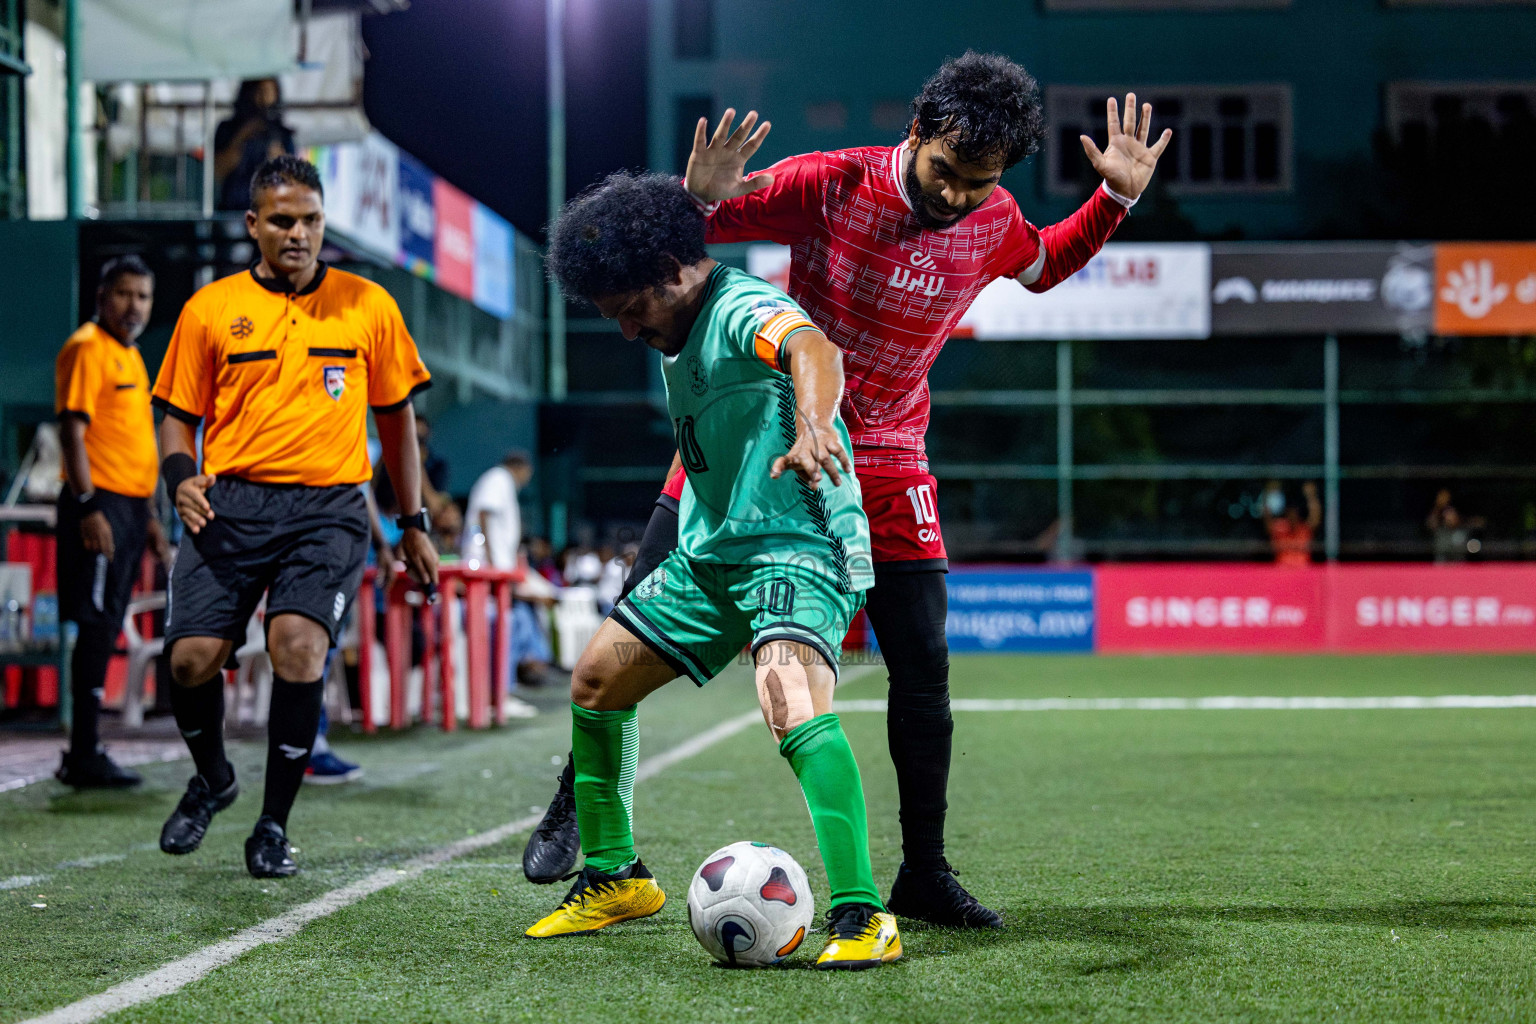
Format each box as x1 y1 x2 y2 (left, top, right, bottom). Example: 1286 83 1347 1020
524 52 1170 926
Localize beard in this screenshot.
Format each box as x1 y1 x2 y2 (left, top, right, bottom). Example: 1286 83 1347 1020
903 155 982 231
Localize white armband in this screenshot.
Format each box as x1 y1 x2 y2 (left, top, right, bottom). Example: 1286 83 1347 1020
687 191 720 217
1100 181 1137 209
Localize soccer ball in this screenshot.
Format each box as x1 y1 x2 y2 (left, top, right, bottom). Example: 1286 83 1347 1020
686 841 815 967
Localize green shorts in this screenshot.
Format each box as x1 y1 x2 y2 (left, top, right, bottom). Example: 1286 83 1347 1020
610 552 866 685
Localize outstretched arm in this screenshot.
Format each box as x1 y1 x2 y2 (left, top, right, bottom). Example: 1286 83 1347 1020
1303 482 1323 531
686 109 824 245
1079 93 1172 203
770 329 852 487
1019 94 1172 293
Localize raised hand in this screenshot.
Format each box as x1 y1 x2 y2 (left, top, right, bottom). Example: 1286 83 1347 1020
1079 93 1173 201
685 108 774 204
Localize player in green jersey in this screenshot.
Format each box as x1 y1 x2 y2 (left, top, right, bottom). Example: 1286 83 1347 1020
526 171 899 970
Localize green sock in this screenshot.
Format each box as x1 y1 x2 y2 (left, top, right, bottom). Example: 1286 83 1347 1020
570 702 640 874
779 713 883 910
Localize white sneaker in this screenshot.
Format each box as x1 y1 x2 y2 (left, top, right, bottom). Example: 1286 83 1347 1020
501 694 539 719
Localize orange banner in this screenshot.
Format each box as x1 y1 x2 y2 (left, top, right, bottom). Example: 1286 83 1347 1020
1434 243 1536 335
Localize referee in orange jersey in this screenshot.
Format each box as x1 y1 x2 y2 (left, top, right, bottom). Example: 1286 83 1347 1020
152 156 438 878
54 255 169 788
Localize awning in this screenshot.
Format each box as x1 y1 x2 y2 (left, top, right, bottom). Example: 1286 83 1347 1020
80 0 296 82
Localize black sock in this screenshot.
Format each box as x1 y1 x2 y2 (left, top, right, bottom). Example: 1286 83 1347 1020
262 677 324 830
865 568 953 872
68 623 115 755
170 674 233 790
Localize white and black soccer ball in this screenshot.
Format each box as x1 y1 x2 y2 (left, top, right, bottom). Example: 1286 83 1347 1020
686 841 814 967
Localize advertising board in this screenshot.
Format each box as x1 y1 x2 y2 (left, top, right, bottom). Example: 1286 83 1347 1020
946 569 1095 653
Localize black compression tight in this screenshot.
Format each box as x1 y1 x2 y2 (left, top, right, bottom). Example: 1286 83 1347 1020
863 567 952 871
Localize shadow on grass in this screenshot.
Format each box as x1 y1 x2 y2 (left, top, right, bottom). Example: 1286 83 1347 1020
923 897 1536 977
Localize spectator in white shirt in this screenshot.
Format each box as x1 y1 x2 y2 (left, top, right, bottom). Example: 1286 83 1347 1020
462 451 533 570
461 451 544 714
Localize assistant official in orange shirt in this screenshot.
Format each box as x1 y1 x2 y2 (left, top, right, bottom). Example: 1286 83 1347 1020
1263 481 1321 568
54 255 169 788
152 156 438 879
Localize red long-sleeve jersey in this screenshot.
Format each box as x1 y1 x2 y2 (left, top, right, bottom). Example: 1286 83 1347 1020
706 144 1130 474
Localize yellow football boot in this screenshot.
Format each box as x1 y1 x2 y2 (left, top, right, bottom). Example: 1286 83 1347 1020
813 903 902 970
524 861 666 938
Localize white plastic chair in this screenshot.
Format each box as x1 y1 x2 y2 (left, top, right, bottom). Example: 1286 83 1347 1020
228 604 271 728
553 586 601 670
121 592 166 728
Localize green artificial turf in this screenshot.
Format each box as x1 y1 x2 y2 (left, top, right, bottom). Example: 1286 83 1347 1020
4 654 1536 1023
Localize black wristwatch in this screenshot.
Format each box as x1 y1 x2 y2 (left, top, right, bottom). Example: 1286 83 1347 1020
396 509 431 534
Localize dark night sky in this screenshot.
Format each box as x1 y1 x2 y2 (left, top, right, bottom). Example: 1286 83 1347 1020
360 0 650 240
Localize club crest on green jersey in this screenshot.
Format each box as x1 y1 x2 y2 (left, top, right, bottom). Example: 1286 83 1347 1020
687 354 710 396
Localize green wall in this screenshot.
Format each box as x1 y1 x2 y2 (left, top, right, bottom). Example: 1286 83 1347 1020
649 0 1536 239
0 220 77 476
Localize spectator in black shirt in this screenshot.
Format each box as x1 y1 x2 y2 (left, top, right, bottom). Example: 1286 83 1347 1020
214 79 295 211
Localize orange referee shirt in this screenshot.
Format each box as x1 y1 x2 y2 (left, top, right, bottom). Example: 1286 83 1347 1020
55 322 158 499
152 264 431 487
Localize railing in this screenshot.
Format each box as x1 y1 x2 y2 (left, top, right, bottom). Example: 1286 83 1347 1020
356 564 523 733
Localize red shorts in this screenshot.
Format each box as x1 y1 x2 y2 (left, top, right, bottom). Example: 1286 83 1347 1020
659 466 946 566
858 469 947 566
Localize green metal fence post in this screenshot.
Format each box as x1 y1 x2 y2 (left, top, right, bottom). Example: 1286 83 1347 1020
1056 339 1075 563
1324 334 1340 562
64 0 83 218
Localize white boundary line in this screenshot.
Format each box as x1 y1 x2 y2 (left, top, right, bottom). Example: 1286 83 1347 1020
18 708 768 1024
2 749 188 794
834 694 1536 713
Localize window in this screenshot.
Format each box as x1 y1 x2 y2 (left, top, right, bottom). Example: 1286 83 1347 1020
673 0 714 60
673 96 713 174
1385 81 1536 148
1046 84 1291 196
804 100 847 133
1043 0 1289 8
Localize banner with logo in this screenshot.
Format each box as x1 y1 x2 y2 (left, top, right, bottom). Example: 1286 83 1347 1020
1209 244 1436 335
472 203 515 320
1328 565 1536 652
1095 565 1326 653
308 133 521 319
1433 243 1536 336
433 178 476 303
744 243 1210 340
1085 564 1536 654
313 132 401 263
957 243 1211 340
397 151 437 279
946 569 1095 652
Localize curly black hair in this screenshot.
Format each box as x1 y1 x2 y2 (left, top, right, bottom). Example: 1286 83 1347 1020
911 51 1045 170
249 155 324 211
547 171 707 301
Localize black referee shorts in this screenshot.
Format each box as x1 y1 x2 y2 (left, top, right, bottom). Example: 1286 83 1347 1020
165 476 369 649
56 487 150 631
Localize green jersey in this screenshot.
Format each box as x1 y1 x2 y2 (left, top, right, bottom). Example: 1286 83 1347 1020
661 264 872 593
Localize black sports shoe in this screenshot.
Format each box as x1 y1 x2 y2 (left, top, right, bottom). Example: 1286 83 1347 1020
886 860 1003 929
55 747 142 788
523 760 580 884
159 773 239 855
245 816 298 878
